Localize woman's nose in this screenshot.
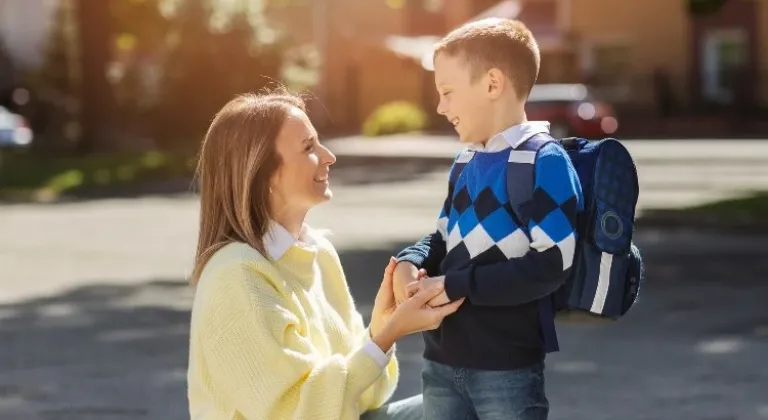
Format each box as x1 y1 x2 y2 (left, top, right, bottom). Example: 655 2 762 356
320 144 336 166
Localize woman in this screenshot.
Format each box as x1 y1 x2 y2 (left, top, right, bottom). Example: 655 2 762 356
187 89 464 420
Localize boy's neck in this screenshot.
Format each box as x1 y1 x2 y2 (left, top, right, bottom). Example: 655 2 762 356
483 106 527 145
491 114 527 136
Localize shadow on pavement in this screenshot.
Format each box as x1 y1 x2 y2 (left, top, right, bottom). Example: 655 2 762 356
1 241 767 419
0 241 422 419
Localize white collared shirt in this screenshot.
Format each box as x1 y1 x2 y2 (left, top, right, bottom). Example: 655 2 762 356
469 121 551 153
264 220 311 260
263 220 393 368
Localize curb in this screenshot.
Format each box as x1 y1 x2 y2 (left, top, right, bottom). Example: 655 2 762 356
636 210 768 236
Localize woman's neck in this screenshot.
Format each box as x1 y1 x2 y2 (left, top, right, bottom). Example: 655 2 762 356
272 209 307 241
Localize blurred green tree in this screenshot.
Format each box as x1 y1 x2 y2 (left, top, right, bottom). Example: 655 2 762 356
37 0 311 153
149 0 291 148
33 0 81 153
76 0 117 153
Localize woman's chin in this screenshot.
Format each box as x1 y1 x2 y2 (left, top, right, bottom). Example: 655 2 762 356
311 184 333 202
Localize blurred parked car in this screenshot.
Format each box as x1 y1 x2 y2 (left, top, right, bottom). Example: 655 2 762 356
0 105 32 148
526 83 619 139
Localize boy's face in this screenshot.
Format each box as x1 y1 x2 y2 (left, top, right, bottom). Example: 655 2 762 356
434 52 494 144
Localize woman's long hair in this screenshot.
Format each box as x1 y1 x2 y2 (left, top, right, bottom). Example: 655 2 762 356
190 89 306 285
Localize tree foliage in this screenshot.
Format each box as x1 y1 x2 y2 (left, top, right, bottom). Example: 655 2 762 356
37 0 310 152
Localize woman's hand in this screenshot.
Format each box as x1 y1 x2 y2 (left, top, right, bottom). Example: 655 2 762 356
369 257 464 353
405 275 451 307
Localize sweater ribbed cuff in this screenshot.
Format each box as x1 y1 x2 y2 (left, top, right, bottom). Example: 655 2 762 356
346 346 386 398
445 266 473 301
395 254 425 268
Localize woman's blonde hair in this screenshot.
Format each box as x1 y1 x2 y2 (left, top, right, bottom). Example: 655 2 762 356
190 89 306 285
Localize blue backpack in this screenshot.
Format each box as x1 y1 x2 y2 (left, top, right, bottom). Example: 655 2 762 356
450 134 645 353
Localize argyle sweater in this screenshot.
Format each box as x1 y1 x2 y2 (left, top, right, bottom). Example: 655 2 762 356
397 140 583 370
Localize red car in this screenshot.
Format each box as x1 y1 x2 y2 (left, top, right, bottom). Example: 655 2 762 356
525 83 619 139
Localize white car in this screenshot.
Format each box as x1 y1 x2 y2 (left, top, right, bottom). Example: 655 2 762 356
0 106 32 148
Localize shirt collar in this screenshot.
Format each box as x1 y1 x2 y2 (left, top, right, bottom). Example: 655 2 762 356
471 121 551 152
264 220 309 259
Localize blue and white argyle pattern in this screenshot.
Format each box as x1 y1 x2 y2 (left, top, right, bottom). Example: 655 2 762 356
437 143 579 271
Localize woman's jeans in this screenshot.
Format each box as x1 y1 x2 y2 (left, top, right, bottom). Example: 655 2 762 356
361 394 424 420
421 360 549 420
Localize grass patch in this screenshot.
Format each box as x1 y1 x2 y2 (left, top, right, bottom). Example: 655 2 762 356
685 191 768 219
640 191 768 231
0 149 198 201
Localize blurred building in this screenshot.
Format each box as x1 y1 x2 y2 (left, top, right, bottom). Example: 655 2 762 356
269 0 768 133
1 0 765 136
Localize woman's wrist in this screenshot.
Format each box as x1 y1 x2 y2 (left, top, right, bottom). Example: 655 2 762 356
370 322 398 354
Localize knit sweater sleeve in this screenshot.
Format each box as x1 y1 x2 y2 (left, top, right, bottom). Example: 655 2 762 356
315 237 400 413
444 142 583 306
201 265 386 420
354 316 400 412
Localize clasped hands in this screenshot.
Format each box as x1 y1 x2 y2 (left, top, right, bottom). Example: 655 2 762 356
393 262 454 308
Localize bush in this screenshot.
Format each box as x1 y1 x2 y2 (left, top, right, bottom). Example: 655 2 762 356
0 149 197 198
362 101 428 137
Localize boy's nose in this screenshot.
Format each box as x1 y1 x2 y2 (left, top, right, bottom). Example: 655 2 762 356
436 101 447 116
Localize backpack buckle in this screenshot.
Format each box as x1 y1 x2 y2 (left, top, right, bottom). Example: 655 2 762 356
560 137 580 150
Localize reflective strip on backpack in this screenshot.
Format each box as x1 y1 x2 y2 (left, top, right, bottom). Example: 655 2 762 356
590 252 613 314
508 150 536 164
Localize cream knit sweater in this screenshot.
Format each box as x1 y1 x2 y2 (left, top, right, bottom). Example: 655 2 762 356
187 226 399 419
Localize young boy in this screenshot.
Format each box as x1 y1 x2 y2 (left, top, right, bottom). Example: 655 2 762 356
394 18 583 420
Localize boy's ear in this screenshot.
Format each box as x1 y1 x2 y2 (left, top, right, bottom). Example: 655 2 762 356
487 68 505 99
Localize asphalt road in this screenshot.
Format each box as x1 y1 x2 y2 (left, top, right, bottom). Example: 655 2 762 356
1 139 767 420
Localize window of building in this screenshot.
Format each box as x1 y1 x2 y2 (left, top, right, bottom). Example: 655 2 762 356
592 44 632 86
701 28 748 103
580 41 633 101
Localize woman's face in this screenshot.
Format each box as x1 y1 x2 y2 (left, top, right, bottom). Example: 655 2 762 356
270 107 336 216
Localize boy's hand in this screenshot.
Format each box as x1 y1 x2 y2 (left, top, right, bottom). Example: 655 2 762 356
406 275 451 307
393 262 426 305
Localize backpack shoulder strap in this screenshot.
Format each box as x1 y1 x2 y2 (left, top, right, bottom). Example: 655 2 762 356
506 133 560 354
505 134 556 231
450 148 475 187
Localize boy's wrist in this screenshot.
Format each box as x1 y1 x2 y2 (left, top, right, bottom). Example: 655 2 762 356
394 261 418 277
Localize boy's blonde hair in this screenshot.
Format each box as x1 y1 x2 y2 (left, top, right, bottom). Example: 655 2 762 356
434 18 540 99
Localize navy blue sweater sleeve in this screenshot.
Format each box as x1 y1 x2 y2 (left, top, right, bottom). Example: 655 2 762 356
444 143 583 306
395 231 446 276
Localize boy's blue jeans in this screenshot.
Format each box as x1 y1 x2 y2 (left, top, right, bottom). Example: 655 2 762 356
421 359 549 420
